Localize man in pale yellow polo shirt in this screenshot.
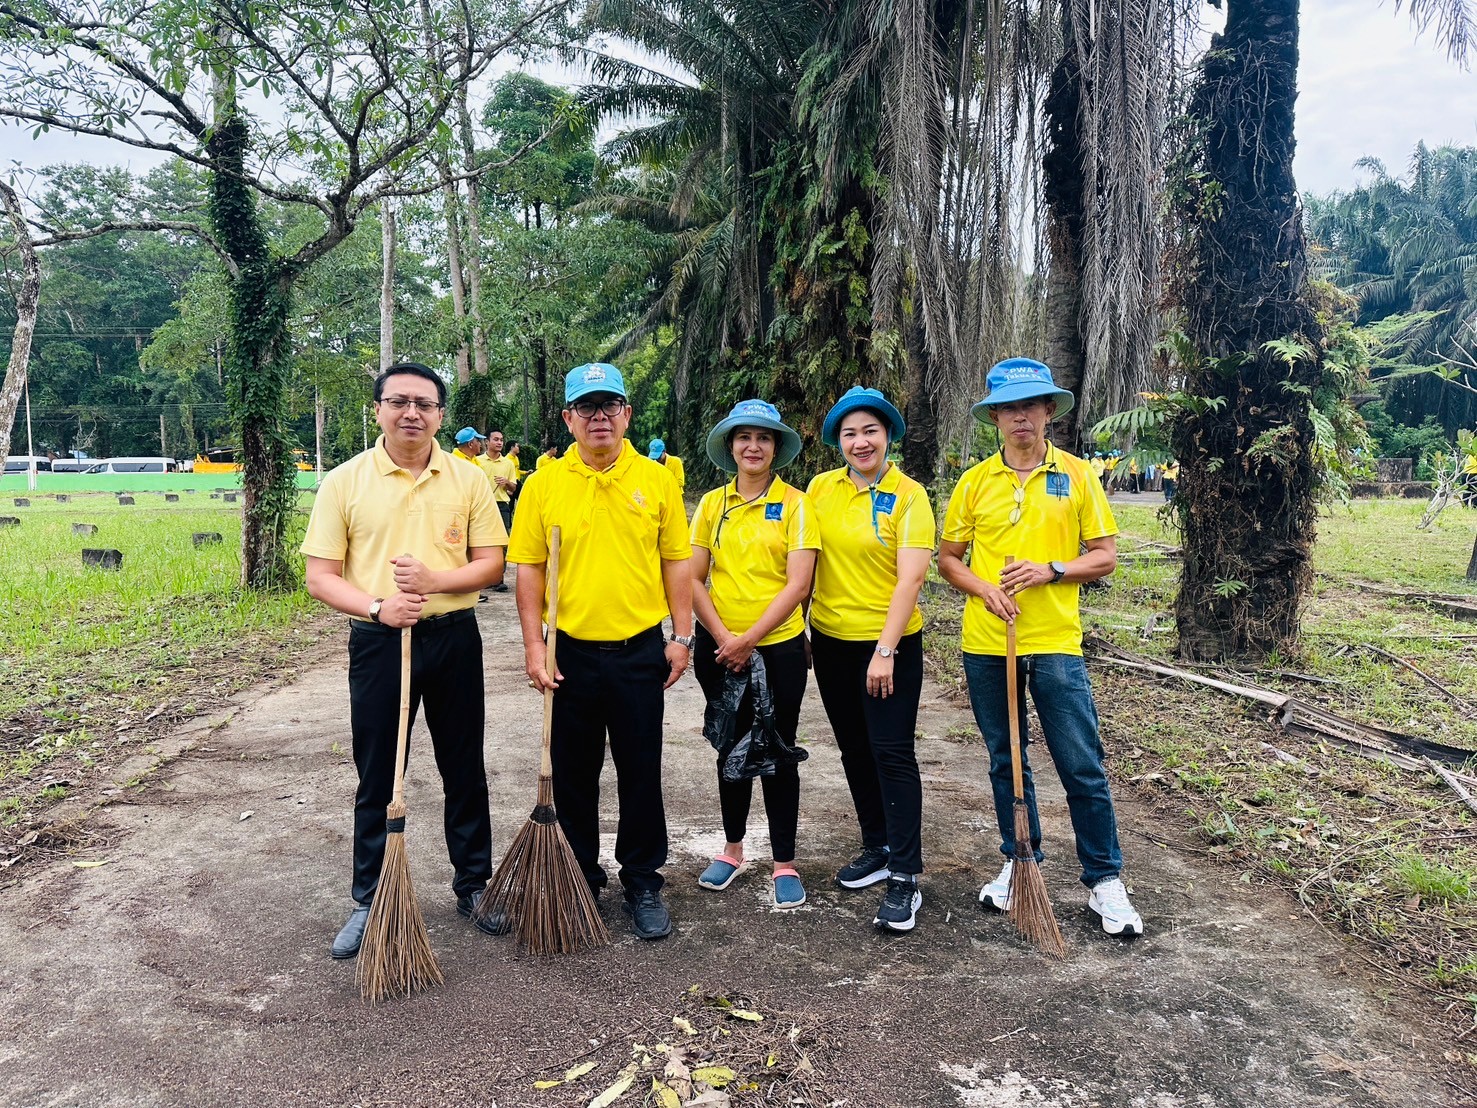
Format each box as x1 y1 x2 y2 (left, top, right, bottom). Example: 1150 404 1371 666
510 361 693 941
484 430 519 593
301 361 509 960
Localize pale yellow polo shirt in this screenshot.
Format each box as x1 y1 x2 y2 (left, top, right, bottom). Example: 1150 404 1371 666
663 454 686 491
806 464 935 641
301 437 508 618
690 477 820 646
484 453 518 504
941 444 1116 657
508 440 691 640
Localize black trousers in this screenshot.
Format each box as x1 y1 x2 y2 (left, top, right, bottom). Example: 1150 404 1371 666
692 627 806 863
550 626 669 896
347 610 492 904
810 629 925 875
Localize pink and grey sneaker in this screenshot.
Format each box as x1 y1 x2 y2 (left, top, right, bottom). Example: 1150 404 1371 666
698 854 743 890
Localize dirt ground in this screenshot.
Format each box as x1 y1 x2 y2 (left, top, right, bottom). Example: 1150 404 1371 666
0 587 1463 1108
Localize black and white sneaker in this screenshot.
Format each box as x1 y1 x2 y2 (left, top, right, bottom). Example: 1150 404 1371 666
835 845 891 889
872 875 922 932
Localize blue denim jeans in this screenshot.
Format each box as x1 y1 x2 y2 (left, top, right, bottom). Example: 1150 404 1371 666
961 652 1122 887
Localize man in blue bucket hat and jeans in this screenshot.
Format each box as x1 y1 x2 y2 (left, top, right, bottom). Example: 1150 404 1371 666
936 357 1143 937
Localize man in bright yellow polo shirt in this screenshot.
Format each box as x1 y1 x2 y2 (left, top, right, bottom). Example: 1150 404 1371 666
483 430 519 593
648 437 686 493
938 357 1142 938
301 361 508 960
510 361 693 940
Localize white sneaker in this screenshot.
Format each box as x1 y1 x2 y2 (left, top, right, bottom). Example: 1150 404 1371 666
978 859 1014 912
1088 877 1143 936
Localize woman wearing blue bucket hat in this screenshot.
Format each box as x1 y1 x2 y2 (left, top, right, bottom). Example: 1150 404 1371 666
689 400 818 908
806 386 936 932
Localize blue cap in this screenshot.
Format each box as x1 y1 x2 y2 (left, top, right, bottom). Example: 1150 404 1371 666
971 357 1075 421
821 386 906 448
454 427 484 445
705 399 803 473
647 438 666 459
565 362 627 403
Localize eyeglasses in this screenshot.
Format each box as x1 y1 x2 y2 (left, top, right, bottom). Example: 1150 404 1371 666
1009 485 1025 526
378 397 443 413
568 398 627 419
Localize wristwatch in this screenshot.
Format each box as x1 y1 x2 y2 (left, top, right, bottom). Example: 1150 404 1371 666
368 597 385 623
669 633 695 649
875 644 896 658
1049 561 1067 584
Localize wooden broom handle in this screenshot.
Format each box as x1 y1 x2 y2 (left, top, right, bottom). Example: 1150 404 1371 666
539 526 561 776
1004 556 1025 798
391 627 412 808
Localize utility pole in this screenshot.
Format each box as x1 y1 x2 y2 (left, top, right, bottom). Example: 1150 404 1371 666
314 386 324 485
160 412 167 459
24 378 36 492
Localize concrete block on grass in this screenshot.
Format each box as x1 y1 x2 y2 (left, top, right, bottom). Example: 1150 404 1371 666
55 494 69 503
165 494 179 503
82 548 123 570
13 498 29 507
0 517 18 528
72 523 98 536
192 532 223 547
117 495 134 505
223 493 237 503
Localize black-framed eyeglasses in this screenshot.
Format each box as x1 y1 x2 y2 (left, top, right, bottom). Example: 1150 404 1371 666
567 398 627 419
378 397 444 413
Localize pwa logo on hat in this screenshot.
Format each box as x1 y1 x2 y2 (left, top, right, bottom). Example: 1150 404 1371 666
582 366 607 385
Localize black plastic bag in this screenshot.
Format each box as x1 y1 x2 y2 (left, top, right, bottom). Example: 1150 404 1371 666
701 653 809 783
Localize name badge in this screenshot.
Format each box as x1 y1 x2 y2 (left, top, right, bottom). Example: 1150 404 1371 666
873 491 897 514
1046 472 1071 498
765 502 784 521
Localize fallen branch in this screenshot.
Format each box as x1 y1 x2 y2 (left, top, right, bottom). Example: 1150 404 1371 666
1425 758 1477 818
1352 582 1477 625
1363 644 1470 708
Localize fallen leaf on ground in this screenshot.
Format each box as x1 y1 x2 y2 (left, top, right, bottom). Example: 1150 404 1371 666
728 1009 763 1022
239 811 254 821
564 1061 597 1082
650 1079 680 1108
587 1064 637 1108
691 1065 736 1088
672 1016 696 1035
532 1079 562 1090
72 860 109 868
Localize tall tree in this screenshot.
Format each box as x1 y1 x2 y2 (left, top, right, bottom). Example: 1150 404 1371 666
0 0 562 587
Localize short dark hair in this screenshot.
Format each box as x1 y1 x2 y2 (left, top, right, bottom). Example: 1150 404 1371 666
374 362 446 406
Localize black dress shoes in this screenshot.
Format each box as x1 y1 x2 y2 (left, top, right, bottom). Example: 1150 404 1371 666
457 891 510 935
330 903 371 959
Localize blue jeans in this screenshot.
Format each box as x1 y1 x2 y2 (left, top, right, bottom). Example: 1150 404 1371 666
961 652 1122 887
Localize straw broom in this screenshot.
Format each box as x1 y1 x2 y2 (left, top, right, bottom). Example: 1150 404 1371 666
476 526 608 955
357 628 444 1003
1004 592 1068 959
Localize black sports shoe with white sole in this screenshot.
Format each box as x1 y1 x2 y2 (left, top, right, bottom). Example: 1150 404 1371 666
873 875 922 932
836 846 891 889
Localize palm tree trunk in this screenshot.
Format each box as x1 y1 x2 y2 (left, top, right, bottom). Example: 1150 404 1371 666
380 199 396 370
456 83 491 378
1042 25 1086 454
0 181 40 467
1171 0 1321 660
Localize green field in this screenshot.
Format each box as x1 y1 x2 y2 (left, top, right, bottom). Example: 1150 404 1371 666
1 471 322 494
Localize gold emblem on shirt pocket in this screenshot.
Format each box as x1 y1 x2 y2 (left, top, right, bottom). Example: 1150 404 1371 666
436 508 467 549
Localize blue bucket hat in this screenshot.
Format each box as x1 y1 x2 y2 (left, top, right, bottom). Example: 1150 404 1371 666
454 427 484 445
705 399 804 473
821 386 906 448
565 362 628 404
647 438 666 460
971 357 1075 421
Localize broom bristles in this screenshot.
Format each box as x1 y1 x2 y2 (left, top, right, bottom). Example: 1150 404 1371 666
475 775 608 957
1006 801 1068 960
356 810 444 1003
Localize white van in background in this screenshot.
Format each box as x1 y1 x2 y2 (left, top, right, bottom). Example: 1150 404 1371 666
3 456 52 473
83 457 178 474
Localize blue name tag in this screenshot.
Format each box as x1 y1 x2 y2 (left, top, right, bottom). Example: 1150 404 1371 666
873 491 897 514
765 502 784 521
1046 472 1071 498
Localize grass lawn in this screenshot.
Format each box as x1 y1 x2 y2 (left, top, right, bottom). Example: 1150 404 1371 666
921 496 1477 1056
0 493 330 828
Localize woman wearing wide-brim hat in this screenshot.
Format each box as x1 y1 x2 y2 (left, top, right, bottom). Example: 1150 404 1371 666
805 386 936 932
689 399 820 909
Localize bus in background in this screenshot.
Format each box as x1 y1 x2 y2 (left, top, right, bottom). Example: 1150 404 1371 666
193 447 314 473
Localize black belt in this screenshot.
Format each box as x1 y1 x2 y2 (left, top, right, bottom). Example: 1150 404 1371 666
560 625 663 651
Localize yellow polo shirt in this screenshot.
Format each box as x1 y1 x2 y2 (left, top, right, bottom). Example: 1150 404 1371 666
536 453 555 470
806 465 935 641
1464 455 1477 476
690 477 820 646
301 437 508 618
662 454 686 491
484 453 518 504
451 447 481 469
1162 462 1180 480
1090 456 1105 477
941 445 1116 657
508 440 691 639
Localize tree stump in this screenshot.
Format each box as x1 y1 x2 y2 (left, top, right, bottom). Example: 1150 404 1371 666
117 495 134 505
13 498 29 507
55 495 69 503
72 523 98 535
192 532 223 547
0 517 19 528
223 493 238 503
165 494 179 503
82 548 123 570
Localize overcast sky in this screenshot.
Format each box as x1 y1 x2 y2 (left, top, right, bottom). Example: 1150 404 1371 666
3 2 1474 199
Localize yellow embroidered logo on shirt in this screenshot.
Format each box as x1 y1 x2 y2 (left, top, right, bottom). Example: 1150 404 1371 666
444 524 463 544
632 489 648 508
